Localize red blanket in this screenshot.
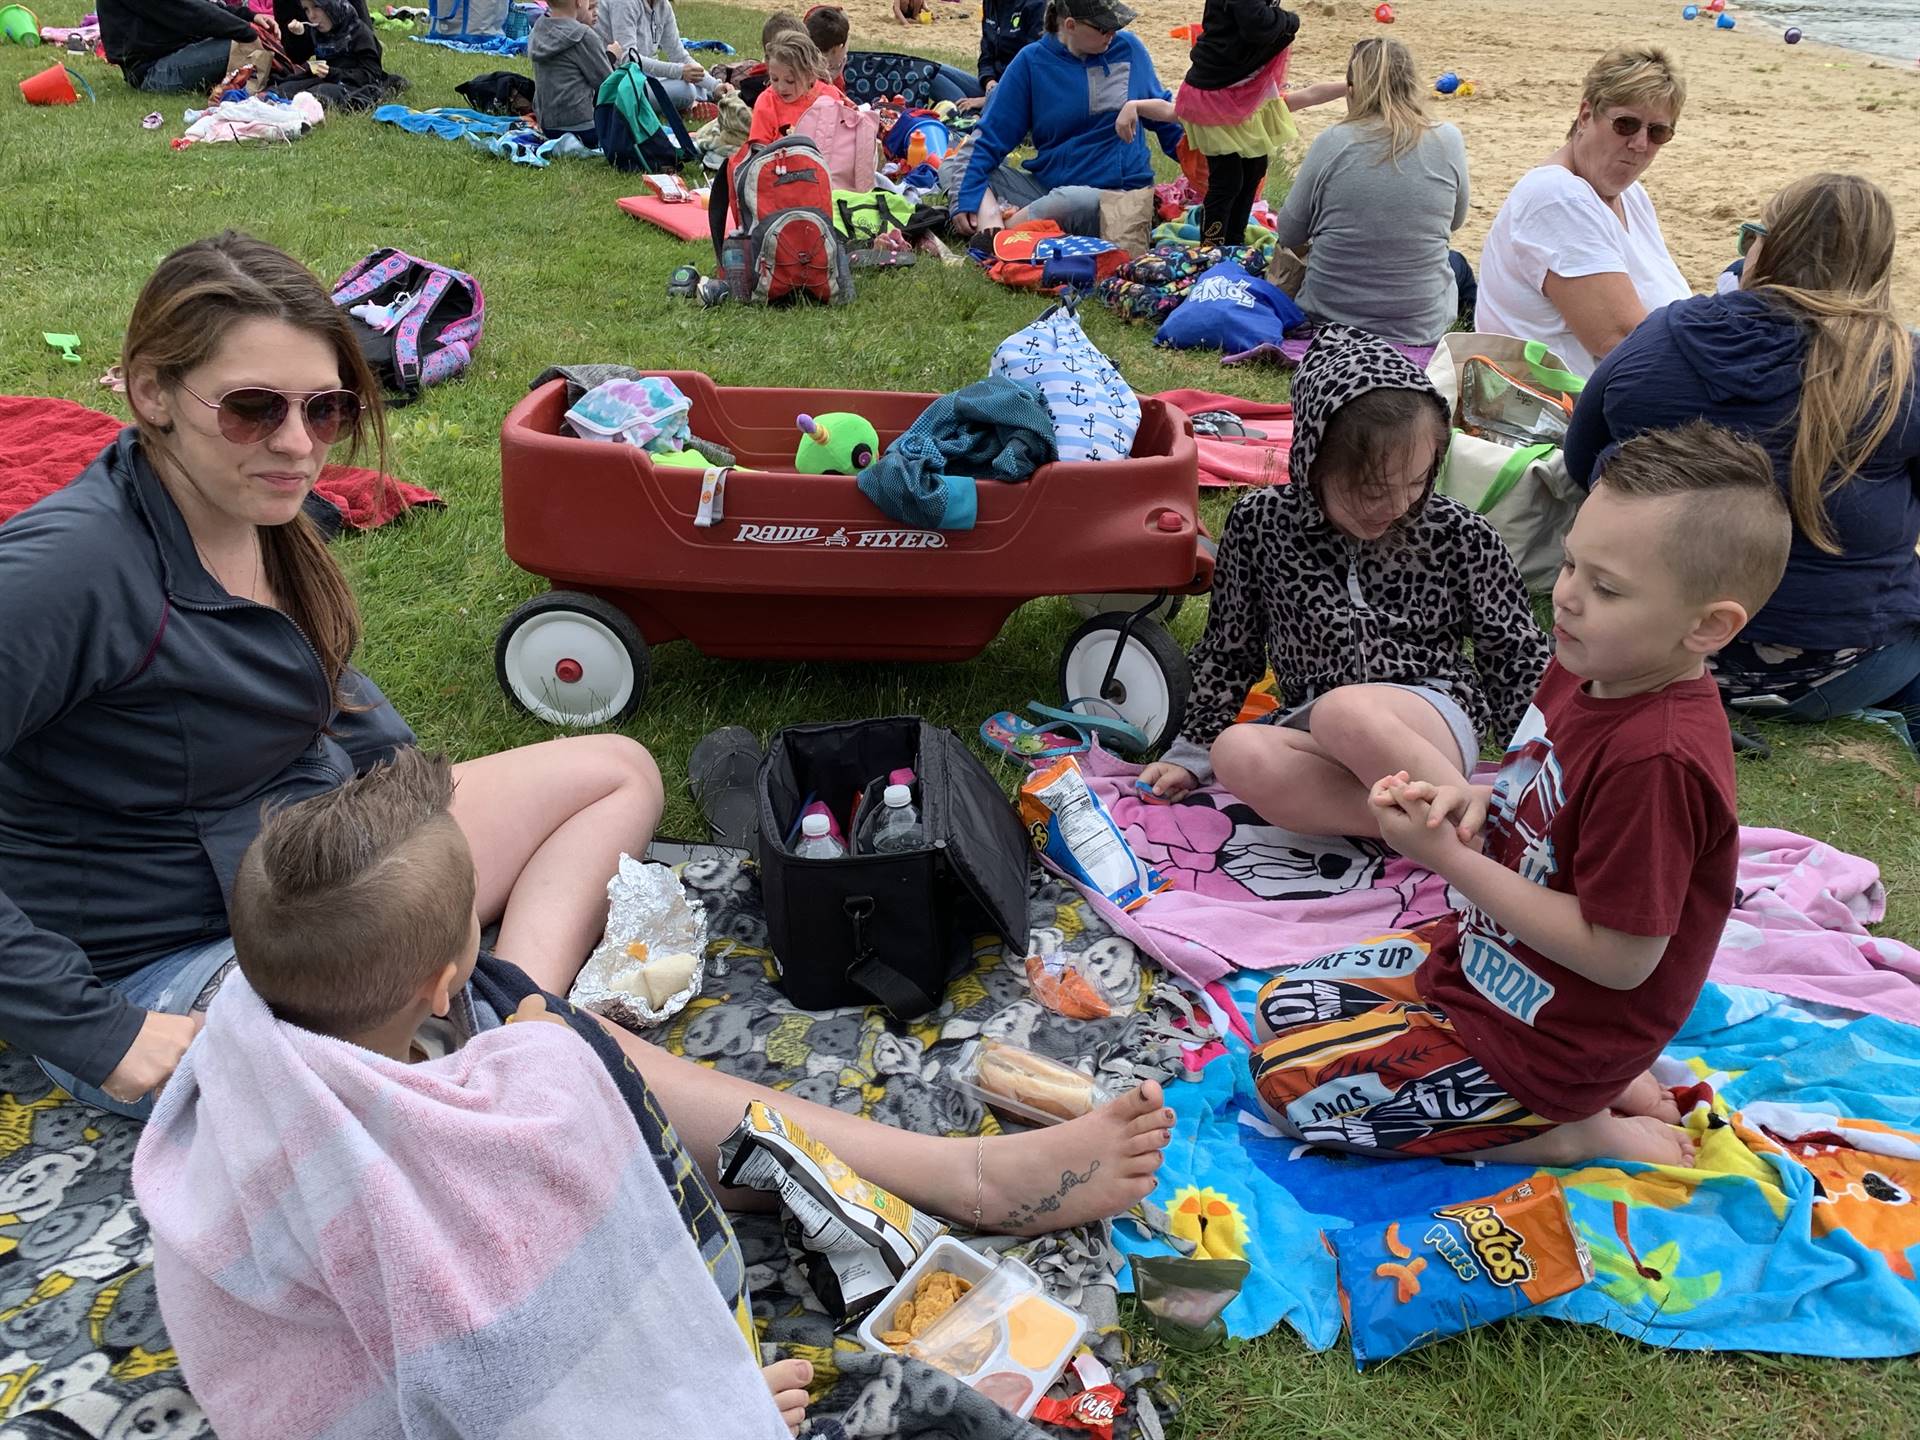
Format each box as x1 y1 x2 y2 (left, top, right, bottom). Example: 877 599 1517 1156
1148 388 1293 489
0 395 441 528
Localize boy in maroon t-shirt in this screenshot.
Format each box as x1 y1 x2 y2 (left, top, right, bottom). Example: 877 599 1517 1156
1249 422 1793 1168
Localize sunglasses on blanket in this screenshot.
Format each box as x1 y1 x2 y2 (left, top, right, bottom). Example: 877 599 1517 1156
1606 113 1676 145
175 379 364 445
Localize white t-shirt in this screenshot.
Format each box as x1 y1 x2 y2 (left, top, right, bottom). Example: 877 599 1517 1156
1475 164 1692 377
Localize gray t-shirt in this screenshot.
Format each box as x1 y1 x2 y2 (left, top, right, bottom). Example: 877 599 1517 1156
1274 120 1470 346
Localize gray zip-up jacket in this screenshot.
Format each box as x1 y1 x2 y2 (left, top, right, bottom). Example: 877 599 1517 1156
593 0 692 81
0 432 414 1083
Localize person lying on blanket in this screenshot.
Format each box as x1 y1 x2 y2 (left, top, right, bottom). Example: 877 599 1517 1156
1248 421 1793 1168
1138 325 1551 840
133 750 811 1439
0 232 1172 1246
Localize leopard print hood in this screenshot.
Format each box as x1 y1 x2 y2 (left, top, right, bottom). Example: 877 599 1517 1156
1160 327 1551 784
1287 324 1450 493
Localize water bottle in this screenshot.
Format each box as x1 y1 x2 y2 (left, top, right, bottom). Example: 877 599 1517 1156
796 812 846 859
868 784 924 854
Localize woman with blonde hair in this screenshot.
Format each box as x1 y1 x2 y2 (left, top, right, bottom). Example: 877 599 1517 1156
1270 36 1470 346
1477 43 1692 375
1565 173 1920 740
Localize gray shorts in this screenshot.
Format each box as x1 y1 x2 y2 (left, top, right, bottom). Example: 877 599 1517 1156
982 162 1103 237
1265 681 1480 772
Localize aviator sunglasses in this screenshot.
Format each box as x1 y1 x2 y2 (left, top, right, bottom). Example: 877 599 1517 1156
175 379 364 446
1605 113 1675 145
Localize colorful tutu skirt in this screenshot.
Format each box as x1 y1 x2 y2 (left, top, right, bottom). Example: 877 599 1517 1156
1175 48 1299 159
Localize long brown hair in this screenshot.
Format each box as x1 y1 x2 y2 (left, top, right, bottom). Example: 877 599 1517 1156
1342 38 1432 164
1743 173 1914 555
121 231 386 697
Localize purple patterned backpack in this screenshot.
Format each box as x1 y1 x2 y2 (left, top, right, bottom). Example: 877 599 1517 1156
330 249 484 403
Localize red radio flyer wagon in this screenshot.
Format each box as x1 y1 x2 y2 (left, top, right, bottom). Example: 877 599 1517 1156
495 374 1214 749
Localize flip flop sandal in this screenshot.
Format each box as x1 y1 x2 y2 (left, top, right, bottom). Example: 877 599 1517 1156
687 725 764 851
981 711 1089 760
1027 700 1151 755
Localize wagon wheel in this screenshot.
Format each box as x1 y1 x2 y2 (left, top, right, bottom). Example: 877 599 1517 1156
1057 614 1191 755
495 591 650 728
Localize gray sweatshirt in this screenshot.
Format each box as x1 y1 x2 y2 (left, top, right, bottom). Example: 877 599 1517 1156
530 13 614 133
1273 120 1470 347
593 0 692 81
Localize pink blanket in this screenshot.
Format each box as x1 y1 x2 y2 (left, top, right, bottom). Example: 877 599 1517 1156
1071 749 1920 1024
132 973 784 1440
1712 827 1920 1025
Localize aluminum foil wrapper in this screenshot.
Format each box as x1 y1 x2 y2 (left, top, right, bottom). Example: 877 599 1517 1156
569 854 707 1029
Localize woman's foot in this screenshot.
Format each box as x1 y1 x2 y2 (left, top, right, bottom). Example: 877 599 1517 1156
763 1358 812 1435
1609 1069 1681 1125
978 1081 1171 1235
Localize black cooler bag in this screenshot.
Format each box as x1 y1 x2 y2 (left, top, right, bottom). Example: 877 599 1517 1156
756 717 1031 1018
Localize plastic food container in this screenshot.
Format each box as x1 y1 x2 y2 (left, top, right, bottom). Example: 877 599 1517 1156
947 1038 1113 1128
856 1236 1088 1420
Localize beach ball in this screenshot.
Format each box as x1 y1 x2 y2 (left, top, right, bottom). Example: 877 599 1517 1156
1435 71 1460 94
1784 27 1801 43
1681 4 1697 17
1374 3 1394 22
1716 12 1734 27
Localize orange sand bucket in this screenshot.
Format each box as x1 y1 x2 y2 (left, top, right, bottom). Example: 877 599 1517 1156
19 61 77 104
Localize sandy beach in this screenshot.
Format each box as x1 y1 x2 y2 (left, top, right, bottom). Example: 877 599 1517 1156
849 0 1920 314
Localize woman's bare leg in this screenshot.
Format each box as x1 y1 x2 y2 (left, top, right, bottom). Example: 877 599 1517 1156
601 1019 1172 1234
451 735 665 993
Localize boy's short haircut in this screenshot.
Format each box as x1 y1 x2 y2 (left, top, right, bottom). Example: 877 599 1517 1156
804 5 849 53
1594 420 1792 614
765 30 828 81
231 749 476 1039
762 10 804 48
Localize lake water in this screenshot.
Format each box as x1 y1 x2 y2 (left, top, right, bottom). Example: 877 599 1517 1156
1729 0 1920 62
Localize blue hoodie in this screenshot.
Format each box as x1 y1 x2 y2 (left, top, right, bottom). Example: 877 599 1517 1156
1564 288 1920 651
954 31 1183 214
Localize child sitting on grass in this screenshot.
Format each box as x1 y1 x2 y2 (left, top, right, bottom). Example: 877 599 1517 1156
731 9 806 108
1249 421 1793 1167
132 751 808 1439
709 30 838 264
804 4 850 92
530 0 614 147
1139 325 1551 840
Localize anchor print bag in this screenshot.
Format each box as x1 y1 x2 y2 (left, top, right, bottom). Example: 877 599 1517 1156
989 298 1141 463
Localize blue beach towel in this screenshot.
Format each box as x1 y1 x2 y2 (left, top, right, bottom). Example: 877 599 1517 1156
856 377 1056 531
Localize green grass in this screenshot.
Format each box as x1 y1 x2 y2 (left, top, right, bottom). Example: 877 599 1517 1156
4 6 1918 1432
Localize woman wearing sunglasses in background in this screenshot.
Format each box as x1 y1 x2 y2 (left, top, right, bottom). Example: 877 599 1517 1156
1475 44 1692 377
1565 173 1920 748
0 231 666 1118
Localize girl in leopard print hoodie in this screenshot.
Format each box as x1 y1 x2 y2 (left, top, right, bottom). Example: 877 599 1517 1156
1141 325 1551 839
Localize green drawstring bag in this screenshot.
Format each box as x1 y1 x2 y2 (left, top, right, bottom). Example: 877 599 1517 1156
1428 333 1587 593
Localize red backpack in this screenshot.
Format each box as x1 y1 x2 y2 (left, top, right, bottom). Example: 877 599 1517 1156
720 136 853 306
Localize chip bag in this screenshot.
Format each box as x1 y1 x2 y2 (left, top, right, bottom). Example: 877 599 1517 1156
1019 756 1171 912
1330 1175 1591 1369
718 1102 946 1318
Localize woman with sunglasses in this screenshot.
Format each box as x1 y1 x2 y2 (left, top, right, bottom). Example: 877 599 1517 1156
0 230 666 1119
0 231 1174 1235
1565 174 1920 748
1475 44 1691 377
948 0 1184 242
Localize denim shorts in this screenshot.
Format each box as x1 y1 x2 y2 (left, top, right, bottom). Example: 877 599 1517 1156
1263 681 1480 772
38 936 240 1120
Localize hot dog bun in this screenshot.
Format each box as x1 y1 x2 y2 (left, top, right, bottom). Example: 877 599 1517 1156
974 1039 1099 1122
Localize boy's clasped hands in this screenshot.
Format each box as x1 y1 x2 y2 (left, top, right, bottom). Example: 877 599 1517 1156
1368 771 1492 865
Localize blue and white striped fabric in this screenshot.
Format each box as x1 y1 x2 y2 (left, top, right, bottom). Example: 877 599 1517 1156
989 303 1140 463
